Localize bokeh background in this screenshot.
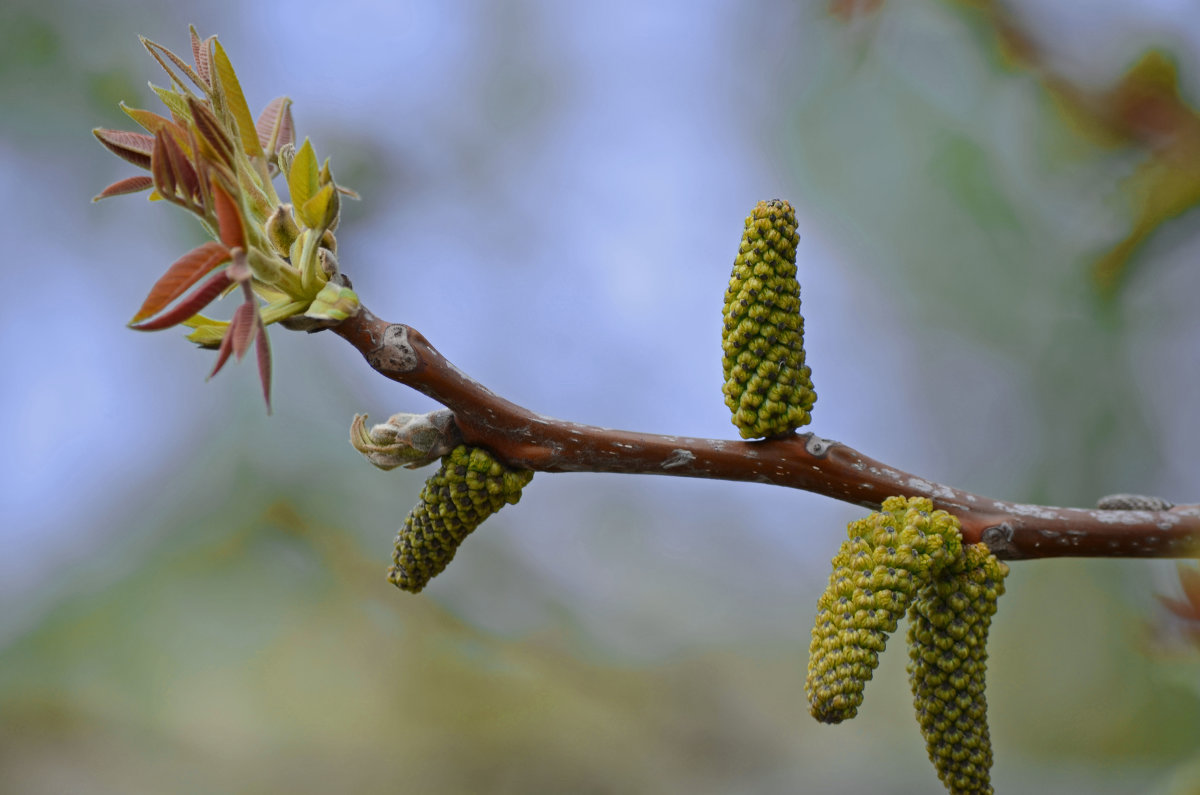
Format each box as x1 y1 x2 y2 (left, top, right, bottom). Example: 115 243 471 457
4 0 1200 792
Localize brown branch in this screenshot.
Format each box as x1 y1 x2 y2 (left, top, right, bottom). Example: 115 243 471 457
334 307 1200 561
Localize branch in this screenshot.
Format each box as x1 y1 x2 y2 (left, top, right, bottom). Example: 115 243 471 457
333 307 1200 562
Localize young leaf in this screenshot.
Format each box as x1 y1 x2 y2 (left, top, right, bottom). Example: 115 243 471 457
187 96 236 168
211 39 263 159
255 96 294 156
189 26 212 87
151 84 192 123
287 138 318 211
93 175 154 201
231 300 258 361
130 241 231 322
93 128 154 169
298 183 335 230
150 131 177 198
255 316 272 412
120 103 176 136
140 35 205 93
130 267 234 331
210 177 246 250
161 130 200 203
183 315 229 348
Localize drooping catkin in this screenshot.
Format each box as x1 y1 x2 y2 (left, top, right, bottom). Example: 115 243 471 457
721 199 816 439
907 543 1008 795
388 445 533 593
806 496 963 723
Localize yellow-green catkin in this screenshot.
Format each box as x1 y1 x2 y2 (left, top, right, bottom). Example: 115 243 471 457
388 445 533 593
721 199 816 439
807 496 964 723
907 543 1008 795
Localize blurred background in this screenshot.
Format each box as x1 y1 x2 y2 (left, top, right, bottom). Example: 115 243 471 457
3 0 1200 792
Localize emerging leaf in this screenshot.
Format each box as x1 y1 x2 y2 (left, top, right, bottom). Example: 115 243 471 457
151 84 192 123
161 130 200 203
255 318 272 412
298 183 336 230
140 35 205 93
210 177 246 249
93 128 155 170
187 96 236 168
150 132 177 198
189 26 213 87
120 103 177 136
93 175 154 200
288 138 319 212
211 39 264 159
129 267 234 331
131 241 232 322
255 96 294 157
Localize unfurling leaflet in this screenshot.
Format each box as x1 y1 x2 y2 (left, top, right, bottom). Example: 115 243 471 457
806 496 963 723
907 543 1008 795
721 199 816 439
389 445 533 593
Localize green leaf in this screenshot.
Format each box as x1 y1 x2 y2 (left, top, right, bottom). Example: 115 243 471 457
298 183 335 230
211 39 263 160
151 84 192 123
287 138 318 214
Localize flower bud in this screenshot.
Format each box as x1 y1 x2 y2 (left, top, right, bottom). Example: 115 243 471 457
350 411 458 471
265 203 300 257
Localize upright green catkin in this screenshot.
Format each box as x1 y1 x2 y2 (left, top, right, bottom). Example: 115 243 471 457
806 496 963 723
907 543 1008 795
388 445 533 593
721 199 816 439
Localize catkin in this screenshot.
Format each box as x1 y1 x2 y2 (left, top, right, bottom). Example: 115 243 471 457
907 543 1008 795
721 199 816 439
388 445 533 593
807 496 963 723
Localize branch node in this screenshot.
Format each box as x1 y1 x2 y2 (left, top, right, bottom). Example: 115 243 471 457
367 324 419 375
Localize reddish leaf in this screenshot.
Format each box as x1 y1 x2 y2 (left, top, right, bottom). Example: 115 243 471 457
131 241 231 322
209 300 258 380
130 267 233 331
255 96 293 155
93 128 155 169
93 175 154 200
161 130 199 201
211 177 246 250
151 131 176 198
208 321 237 380
190 27 212 87
255 316 272 412
187 96 235 167
141 35 205 93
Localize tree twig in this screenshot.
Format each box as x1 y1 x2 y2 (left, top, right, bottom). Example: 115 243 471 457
334 307 1200 561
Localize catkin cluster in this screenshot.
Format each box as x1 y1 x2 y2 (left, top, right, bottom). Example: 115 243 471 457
721 199 816 439
806 496 963 723
388 445 533 593
908 544 1008 795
